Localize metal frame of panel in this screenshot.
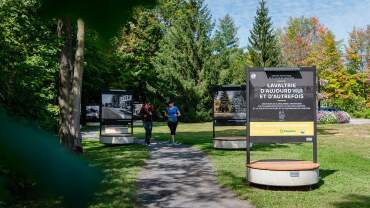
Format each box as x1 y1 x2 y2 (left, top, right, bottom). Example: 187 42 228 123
99 89 134 137
212 85 247 138
246 67 317 165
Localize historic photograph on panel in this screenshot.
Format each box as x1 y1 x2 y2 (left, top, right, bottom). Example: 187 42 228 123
133 103 143 120
101 93 133 120
86 105 99 122
214 90 246 120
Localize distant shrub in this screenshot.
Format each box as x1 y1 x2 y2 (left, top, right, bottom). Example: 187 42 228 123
317 111 351 124
318 111 337 124
335 111 351 123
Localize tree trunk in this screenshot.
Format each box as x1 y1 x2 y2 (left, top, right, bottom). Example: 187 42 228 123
70 18 85 153
58 18 74 150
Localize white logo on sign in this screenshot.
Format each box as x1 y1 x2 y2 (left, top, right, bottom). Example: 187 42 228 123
251 73 256 79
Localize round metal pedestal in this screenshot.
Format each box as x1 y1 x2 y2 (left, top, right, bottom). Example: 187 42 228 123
100 134 135 144
247 160 320 187
213 137 252 149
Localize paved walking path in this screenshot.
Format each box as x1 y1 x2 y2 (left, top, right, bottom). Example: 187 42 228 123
137 141 254 208
349 118 370 125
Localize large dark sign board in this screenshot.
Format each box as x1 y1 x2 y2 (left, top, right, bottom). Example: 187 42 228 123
246 67 317 162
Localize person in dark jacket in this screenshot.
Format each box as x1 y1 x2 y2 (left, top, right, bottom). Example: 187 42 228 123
139 101 154 145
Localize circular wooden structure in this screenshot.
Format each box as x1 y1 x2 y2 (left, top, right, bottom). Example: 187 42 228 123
247 160 320 187
213 137 251 149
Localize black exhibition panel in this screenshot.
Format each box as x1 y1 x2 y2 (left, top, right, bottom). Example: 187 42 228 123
100 89 134 136
85 104 100 122
212 85 247 138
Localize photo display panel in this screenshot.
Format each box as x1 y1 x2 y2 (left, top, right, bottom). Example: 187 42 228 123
101 90 133 121
86 105 100 122
133 103 143 120
247 68 316 143
213 86 246 121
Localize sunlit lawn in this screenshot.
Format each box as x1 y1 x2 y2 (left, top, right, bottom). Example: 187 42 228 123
83 141 149 208
142 122 370 208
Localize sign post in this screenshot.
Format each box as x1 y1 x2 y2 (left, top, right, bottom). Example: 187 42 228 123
246 67 319 187
99 90 135 144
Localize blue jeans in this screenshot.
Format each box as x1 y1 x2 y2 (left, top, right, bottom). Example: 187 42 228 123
143 121 153 144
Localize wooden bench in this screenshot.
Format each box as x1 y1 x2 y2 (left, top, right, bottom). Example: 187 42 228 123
247 160 320 171
246 160 320 186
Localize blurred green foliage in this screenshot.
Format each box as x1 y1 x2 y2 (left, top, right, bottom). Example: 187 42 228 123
0 110 101 207
39 0 156 40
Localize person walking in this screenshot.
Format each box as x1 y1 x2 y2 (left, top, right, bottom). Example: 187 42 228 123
140 101 154 145
164 100 181 144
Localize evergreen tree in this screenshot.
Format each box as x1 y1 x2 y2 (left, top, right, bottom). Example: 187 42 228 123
115 8 163 101
219 91 231 112
247 0 281 67
214 14 239 51
154 0 214 121
212 14 245 85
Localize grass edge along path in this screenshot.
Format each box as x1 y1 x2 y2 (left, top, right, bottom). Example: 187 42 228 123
83 140 149 208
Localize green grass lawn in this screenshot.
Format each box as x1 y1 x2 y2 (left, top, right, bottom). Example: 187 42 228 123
144 122 370 208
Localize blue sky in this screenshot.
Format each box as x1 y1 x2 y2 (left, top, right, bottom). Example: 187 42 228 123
205 0 370 48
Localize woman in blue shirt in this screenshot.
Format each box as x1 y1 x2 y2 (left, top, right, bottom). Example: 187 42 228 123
164 100 181 144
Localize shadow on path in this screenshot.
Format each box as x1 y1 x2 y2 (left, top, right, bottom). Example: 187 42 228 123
136 142 254 208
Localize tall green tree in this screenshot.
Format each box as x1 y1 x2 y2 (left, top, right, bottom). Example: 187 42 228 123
247 0 281 67
154 0 214 121
0 0 60 130
214 15 239 50
212 14 245 84
40 0 156 152
115 8 163 102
